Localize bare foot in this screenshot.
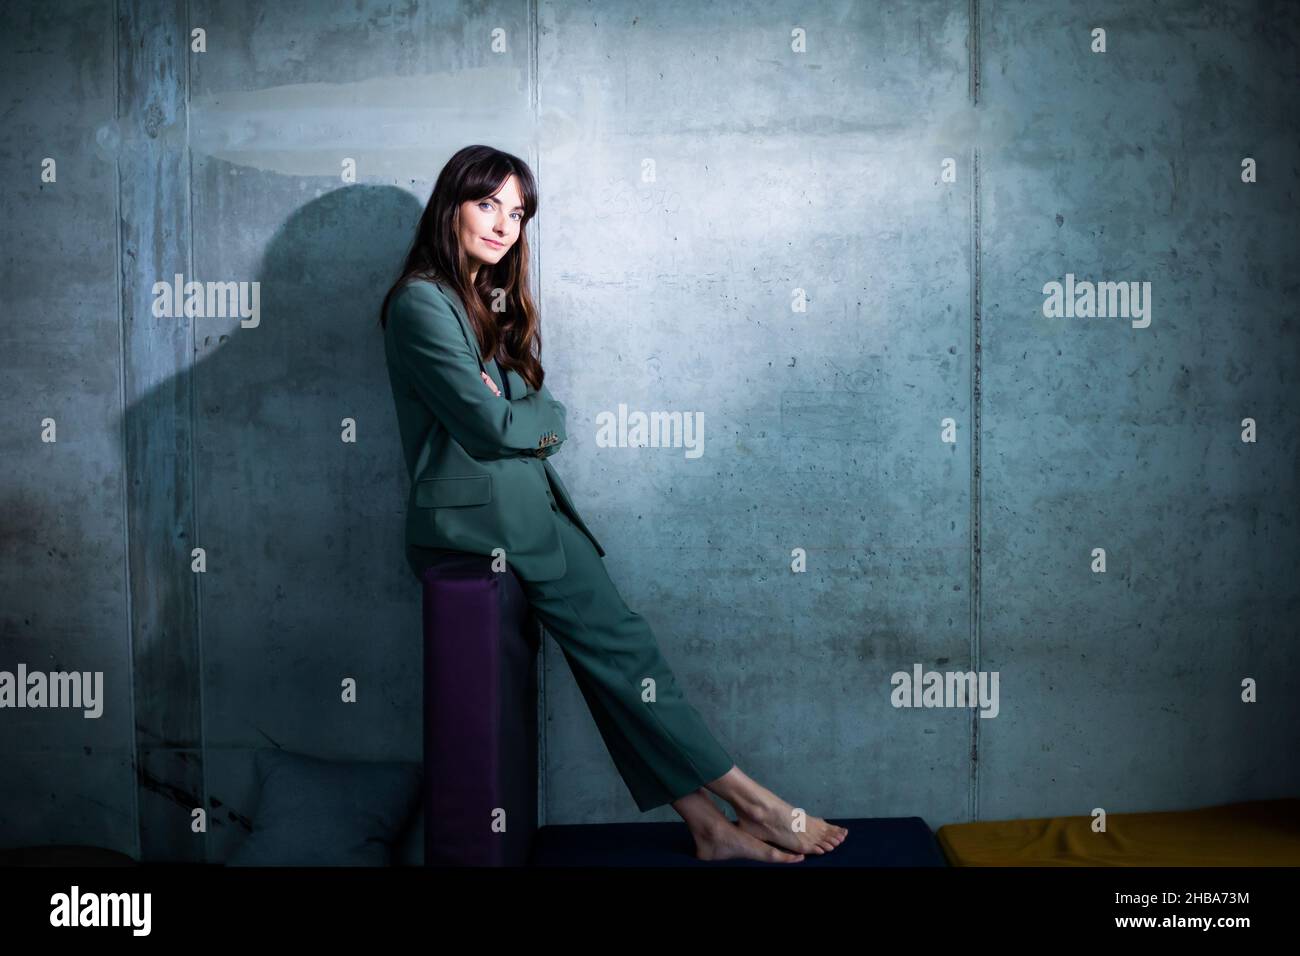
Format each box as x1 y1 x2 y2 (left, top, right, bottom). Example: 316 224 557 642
705 767 848 856
693 817 805 864
671 788 804 864
736 803 846 856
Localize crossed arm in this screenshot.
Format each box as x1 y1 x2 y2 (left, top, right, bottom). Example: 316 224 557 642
477 371 561 458
387 282 566 460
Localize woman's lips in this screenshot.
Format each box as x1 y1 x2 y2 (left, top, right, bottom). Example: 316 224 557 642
483 237 504 249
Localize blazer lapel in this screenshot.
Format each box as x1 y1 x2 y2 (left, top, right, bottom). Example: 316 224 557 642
432 279 530 398
432 280 483 370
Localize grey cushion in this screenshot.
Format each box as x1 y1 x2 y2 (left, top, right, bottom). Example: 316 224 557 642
227 749 422 866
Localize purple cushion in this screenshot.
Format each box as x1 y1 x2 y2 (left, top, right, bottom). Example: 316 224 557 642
420 552 540 866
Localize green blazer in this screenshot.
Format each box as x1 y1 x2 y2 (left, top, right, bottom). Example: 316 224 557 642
383 277 605 582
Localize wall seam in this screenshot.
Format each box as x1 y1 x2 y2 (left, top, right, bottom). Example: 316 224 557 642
968 0 983 825
113 0 143 865
184 0 209 863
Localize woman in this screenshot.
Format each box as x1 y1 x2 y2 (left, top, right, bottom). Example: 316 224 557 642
379 145 847 863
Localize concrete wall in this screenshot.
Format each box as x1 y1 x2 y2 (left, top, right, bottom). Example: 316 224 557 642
1 0 1295 861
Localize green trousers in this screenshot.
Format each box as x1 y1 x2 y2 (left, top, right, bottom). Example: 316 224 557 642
411 495 735 813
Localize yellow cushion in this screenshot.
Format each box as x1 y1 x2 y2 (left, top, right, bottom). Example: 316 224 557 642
937 798 1300 866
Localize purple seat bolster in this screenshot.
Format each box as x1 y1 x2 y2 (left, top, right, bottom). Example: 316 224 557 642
421 556 539 866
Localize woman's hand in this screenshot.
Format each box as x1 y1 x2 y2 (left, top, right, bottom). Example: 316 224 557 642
480 370 501 397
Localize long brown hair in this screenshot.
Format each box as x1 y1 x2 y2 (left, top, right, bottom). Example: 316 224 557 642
378 145 546 391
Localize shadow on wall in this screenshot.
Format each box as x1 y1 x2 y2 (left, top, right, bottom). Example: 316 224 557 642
115 181 429 862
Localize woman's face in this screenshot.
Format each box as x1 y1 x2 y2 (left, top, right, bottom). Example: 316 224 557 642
459 174 524 274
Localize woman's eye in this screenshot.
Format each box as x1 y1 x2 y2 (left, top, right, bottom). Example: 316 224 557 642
477 201 520 221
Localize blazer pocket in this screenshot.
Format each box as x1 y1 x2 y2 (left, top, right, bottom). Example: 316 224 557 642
415 475 492 508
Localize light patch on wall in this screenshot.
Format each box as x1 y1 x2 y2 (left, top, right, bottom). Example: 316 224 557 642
99 70 537 177
928 104 1017 153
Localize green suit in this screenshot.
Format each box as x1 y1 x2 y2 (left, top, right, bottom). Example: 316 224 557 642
384 276 734 812
383 278 605 582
